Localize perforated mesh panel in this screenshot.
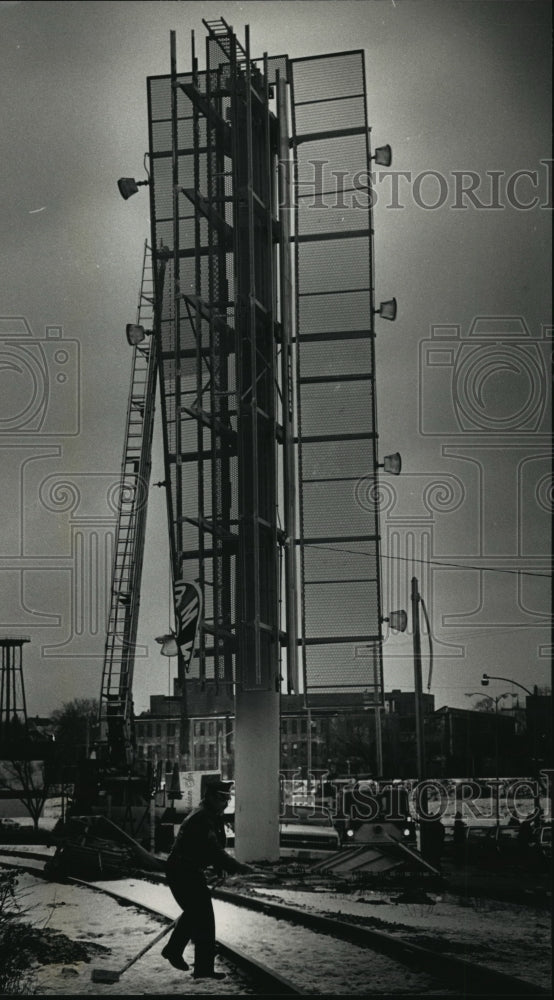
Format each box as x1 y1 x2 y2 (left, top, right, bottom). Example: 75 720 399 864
290 51 384 704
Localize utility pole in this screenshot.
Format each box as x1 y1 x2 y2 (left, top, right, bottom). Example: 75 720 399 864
411 578 426 784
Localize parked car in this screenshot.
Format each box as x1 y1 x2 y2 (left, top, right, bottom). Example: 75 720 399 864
279 805 341 860
343 781 417 847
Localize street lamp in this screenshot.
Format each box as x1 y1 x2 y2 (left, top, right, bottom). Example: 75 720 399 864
466 690 512 827
482 673 535 696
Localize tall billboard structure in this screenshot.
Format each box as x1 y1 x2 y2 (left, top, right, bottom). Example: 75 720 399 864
146 19 389 856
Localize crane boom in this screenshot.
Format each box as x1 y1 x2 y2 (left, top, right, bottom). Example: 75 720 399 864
98 242 160 767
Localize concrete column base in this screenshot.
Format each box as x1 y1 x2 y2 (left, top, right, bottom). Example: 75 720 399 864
234 687 280 862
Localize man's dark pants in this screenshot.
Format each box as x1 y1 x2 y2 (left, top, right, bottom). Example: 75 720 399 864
165 862 216 975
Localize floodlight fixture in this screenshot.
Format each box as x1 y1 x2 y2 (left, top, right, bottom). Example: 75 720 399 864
374 298 397 321
126 324 152 346
372 144 392 167
155 633 179 657
117 177 150 200
382 610 408 633
379 452 402 475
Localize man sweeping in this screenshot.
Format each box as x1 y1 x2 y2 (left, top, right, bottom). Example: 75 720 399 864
162 779 254 980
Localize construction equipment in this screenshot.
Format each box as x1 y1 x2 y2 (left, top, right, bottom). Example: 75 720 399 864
67 243 168 847
98 240 161 770
91 919 177 984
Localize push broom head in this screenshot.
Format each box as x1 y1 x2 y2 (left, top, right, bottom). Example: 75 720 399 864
90 919 176 983
91 967 122 984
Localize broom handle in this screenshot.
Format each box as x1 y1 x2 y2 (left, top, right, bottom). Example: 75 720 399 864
119 919 176 974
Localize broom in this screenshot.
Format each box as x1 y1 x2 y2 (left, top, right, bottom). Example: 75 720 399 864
91 918 177 984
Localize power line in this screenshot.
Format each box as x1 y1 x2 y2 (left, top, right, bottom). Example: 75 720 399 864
302 540 551 579
381 550 551 579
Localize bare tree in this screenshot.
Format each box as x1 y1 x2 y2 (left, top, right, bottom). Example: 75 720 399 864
471 697 495 713
0 759 52 833
51 698 99 759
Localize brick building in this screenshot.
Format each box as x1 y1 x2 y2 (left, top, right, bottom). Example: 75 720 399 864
132 681 543 781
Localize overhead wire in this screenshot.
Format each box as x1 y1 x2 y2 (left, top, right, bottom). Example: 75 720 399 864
299 540 550 579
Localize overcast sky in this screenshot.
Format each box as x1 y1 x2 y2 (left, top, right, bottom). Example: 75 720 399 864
0 0 551 718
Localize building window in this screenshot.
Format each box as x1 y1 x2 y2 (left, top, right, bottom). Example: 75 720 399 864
208 720 215 737
156 724 162 738
281 719 288 734
146 723 152 737
167 744 175 760
290 718 298 735
167 723 175 738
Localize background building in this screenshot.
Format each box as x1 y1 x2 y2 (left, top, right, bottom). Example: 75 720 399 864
131 679 550 785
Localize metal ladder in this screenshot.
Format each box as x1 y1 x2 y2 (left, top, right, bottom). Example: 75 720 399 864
98 242 158 765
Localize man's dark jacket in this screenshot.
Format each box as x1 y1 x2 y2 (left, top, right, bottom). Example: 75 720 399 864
166 802 244 876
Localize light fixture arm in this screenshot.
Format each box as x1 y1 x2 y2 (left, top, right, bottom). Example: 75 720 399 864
419 595 434 692
482 673 534 696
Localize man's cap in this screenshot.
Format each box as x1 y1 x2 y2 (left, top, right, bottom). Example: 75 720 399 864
204 780 233 797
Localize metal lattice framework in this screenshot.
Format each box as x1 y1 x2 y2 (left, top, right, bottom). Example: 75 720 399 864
147 20 287 696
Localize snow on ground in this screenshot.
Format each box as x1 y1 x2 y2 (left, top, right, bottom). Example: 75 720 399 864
3 868 551 995
6 872 256 996
247 884 552 989
2 799 551 994
3 872 452 996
